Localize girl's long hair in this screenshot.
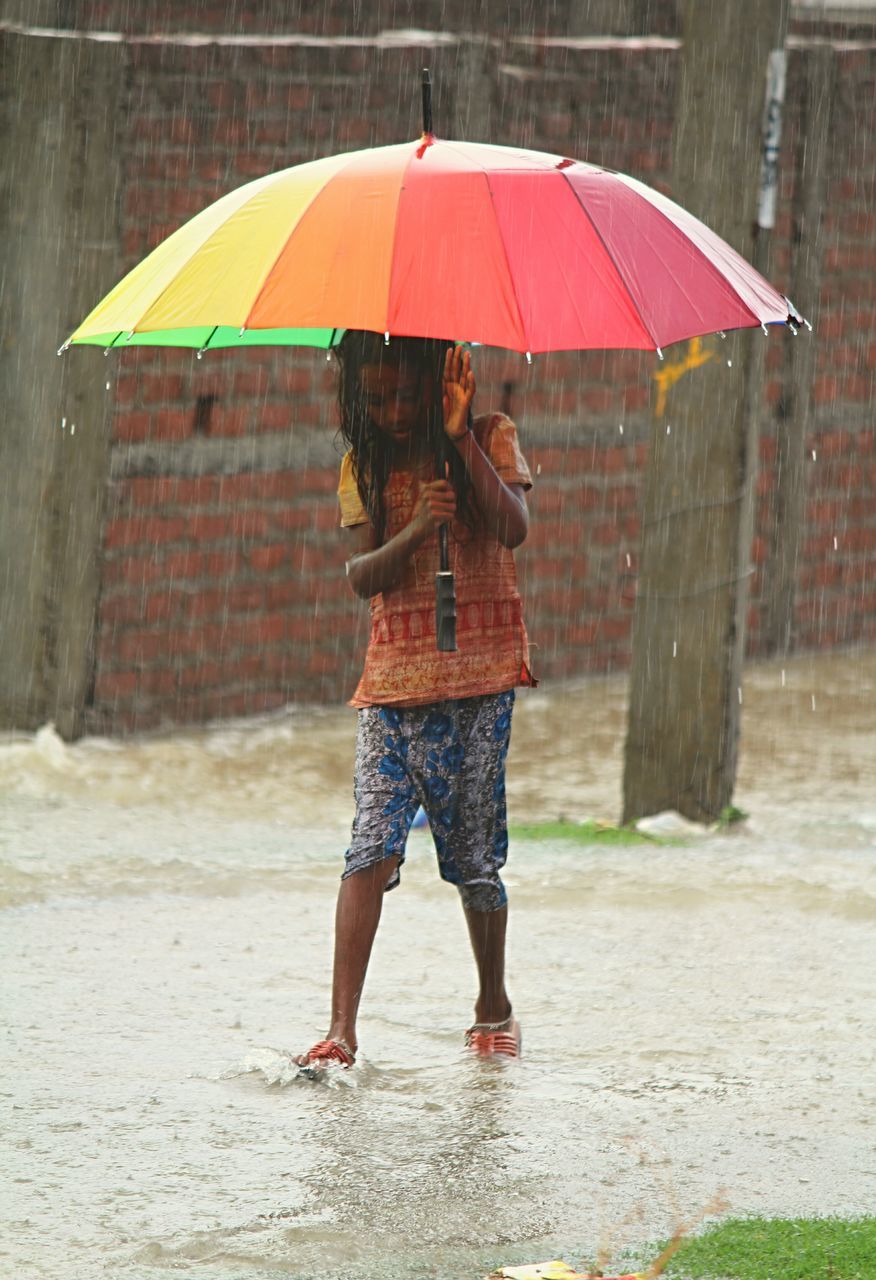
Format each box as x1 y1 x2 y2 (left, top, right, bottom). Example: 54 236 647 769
334 330 476 545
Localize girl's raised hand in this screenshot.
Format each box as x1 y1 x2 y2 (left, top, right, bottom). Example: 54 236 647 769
442 344 476 441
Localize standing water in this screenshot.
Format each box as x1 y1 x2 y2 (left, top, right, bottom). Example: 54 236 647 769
2 649 874 1279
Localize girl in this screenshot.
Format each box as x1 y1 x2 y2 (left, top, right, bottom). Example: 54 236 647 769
297 330 536 1070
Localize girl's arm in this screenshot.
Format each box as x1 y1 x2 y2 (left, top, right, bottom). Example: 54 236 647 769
443 345 529 549
452 431 529 549
344 479 457 599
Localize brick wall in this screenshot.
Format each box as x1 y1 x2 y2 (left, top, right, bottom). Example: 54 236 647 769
69 6 875 733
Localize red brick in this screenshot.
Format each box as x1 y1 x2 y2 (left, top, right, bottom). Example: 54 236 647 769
105 516 187 549
144 591 178 623
297 468 337 495
812 376 840 404
102 554 165 587
232 368 270 397
114 411 151 443
230 510 271 540
266 581 306 609
141 374 185 405
249 544 288 572
187 513 233 542
258 402 292 431
152 409 191 442
182 589 228 620
227 584 266 611
95 670 140 700
276 507 324 532
211 407 251 437
307 651 342 676
276 367 314 395
163 549 207 579
203 551 244 578
117 629 169 663
114 375 139 406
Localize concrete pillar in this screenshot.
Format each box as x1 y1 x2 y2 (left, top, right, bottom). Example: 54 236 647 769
0 12 123 737
623 0 789 823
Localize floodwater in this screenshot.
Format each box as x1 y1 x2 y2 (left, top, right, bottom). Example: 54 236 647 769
2 649 875 1280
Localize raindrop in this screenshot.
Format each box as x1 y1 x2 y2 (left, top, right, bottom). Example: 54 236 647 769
727 359 733 368
811 695 816 712
666 424 671 435
672 641 677 658
70 423 76 436
811 449 817 461
535 463 542 475
618 423 624 435
833 536 838 550
625 553 631 567
781 669 786 687
525 351 532 364
60 417 66 431
384 331 390 345
737 687 743 705
105 381 111 391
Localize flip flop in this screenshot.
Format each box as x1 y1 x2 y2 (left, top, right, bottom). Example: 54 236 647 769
295 1038 356 1078
465 1014 521 1058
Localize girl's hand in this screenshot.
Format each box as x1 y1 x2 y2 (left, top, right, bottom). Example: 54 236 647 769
411 479 457 534
442 344 476 441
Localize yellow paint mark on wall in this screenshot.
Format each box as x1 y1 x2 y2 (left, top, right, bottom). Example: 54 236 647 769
652 336 717 418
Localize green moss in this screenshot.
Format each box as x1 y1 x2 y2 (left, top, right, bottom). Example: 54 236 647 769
509 819 663 845
716 805 749 827
659 1216 876 1280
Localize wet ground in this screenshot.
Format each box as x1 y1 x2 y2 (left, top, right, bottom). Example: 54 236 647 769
2 648 875 1280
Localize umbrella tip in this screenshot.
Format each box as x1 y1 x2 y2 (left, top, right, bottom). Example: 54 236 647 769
421 66 433 136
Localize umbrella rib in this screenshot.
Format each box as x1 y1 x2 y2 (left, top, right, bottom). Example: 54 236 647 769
478 168 531 353
559 171 662 350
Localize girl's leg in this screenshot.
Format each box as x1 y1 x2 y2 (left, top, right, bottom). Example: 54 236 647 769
319 854 400 1058
463 903 513 1026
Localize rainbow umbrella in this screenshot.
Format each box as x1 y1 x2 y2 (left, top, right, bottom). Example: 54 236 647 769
65 120 797 357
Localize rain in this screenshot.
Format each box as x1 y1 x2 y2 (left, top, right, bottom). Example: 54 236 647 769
1 3 875 1279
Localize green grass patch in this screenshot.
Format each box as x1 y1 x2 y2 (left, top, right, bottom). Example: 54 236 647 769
659 1216 876 1280
509 819 662 845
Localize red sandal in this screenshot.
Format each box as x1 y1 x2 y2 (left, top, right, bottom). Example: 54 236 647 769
465 1015 521 1058
296 1039 356 1072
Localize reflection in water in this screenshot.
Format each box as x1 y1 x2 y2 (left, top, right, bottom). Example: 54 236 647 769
1 649 875 1279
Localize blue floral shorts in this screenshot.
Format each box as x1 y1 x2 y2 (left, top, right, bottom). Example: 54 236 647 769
343 690 515 912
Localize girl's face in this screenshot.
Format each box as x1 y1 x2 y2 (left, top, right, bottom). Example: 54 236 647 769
360 363 427 453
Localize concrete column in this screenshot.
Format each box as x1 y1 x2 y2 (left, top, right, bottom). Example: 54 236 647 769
0 12 123 736
623 0 789 823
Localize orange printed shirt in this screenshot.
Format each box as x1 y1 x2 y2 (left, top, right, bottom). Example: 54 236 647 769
338 412 537 708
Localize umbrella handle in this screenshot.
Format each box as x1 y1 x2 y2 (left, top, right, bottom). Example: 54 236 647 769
436 524 457 651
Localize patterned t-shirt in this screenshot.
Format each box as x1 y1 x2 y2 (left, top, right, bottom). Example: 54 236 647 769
338 412 537 708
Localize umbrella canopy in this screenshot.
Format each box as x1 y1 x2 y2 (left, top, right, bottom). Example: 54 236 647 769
66 135 794 357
